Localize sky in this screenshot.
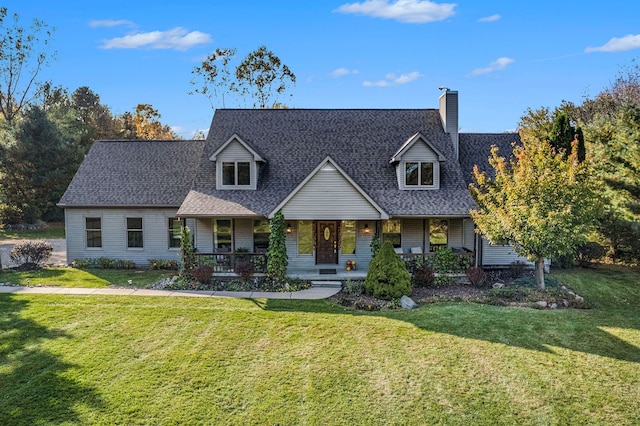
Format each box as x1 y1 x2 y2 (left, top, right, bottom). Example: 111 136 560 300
6 0 640 138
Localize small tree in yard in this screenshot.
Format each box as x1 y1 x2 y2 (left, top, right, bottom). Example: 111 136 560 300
9 239 52 268
469 134 601 290
364 241 412 300
266 210 288 283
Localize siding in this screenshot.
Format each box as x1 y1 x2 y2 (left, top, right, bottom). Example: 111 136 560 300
401 219 424 253
286 221 316 272
481 239 531 266
395 141 441 190
448 218 463 248
194 218 213 252
234 218 253 251
65 208 182 267
462 218 475 251
281 163 381 220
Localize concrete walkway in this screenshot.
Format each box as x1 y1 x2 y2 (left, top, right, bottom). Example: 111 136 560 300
0 285 341 300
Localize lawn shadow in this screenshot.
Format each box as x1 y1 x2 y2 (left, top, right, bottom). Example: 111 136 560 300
262 296 640 364
0 295 105 424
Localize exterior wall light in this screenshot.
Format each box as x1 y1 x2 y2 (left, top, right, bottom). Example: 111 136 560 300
363 223 370 234
286 223 292 233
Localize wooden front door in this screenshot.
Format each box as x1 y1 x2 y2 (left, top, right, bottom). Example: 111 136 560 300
317 222 338 264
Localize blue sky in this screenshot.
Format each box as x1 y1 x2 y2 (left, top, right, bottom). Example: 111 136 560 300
7 0 640 138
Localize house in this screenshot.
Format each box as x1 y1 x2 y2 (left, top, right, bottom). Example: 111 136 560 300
59 90 531 276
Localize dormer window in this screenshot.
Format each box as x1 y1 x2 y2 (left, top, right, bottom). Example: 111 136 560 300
223 162 251 186
405 162 434 187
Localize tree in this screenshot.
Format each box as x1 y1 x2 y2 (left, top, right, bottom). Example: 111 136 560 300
0 106 82 223
0 8 55 124
549 113 586 163
469 134 601 290
132 104 180 140
236 45 296 109
190 45 296 109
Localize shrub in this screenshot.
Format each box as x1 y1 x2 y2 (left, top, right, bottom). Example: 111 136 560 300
266 211 288 283
9 240 53 267
509 260 528 279
364 241 412 300
342 279 364 295
465 266 487 287
149 259 179 270
413 266 435 288
72 259 91 269
234 260 255 282
190 265 214 284
427 248 462 274
576 242 606 268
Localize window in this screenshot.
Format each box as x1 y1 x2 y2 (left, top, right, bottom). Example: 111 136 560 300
168 218 181 249
429 219 448 252
222 161 251 186
341 221 356 255
298 220 313 255
127 218 143 248
382 220 401 248
253 219 270 252
405 162 434 187
86 217 102 248
214 219 232 252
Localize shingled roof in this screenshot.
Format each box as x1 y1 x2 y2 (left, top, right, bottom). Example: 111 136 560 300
59 140 205 207
459 133 521 183
178 109 478 217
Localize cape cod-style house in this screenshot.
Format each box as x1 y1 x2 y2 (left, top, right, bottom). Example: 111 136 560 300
59 90 530 276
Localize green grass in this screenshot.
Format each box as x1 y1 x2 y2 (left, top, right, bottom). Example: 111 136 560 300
0 267 174 288
1 267 639 424
0 222 65 239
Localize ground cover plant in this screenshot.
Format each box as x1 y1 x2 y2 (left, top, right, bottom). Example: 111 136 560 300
0 266 638 424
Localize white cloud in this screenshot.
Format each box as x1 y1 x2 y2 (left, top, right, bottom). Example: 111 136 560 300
363 71 423 87
477 14 500 22
334 0 456 24
586 34 640 53
101 27 212 51
330 68 360 77
89 19 135 28
468 57 514 76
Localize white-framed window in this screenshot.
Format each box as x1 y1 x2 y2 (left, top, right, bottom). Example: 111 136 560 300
127 217 143 249
214 219 232 252
382 220 401 248
298 220 313 255
341 220 356 255
168 218 181 249
405 161 434 187
222 161 251 186
253 219 270 252
85 217 102 249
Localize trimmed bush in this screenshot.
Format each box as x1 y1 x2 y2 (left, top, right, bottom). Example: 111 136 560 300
149 259 179 270
234 261 255 282
9 240 53 267
465 266 487 287
364 241 412 300
190 265 214 284
413 265 435 288
576 242 606 268
427 248 463 274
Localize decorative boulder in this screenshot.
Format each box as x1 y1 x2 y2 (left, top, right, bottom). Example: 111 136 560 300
400 295 417 309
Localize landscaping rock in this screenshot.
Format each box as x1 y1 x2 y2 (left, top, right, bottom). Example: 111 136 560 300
492 282 505 289
575 295 584 302
550 303 558 309
400 295 417 309
562 299 569 307
537 301 548 308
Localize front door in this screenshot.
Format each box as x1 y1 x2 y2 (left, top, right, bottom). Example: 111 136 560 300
317 222 338 264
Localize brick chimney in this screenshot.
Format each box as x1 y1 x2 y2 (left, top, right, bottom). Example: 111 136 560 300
439 88 459 161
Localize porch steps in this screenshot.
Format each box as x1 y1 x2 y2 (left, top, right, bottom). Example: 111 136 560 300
310 280 342 289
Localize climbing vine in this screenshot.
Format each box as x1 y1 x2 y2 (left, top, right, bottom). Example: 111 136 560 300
266 210 288 283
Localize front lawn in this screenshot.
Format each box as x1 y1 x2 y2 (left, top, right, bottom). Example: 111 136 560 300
0 267 639 424
0 267 174 288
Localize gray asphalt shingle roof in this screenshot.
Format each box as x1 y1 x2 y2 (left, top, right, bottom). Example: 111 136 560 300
459 133 521 182
178 109 478 217
59 140 205 207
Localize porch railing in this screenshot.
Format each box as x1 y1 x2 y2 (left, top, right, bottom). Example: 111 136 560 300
193 252 267 274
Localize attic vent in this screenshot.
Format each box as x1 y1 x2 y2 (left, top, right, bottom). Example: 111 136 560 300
321 163 336 171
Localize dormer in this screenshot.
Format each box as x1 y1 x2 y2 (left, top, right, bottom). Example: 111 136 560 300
390 132 446 190
210 134 264 190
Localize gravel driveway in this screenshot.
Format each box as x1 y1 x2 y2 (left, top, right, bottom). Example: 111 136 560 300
0 238 67 269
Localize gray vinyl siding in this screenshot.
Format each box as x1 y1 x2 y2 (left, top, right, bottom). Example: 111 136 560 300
481 239 531 266
462 218 475 251
286 222 316 272
401 219 425 253
281 165 381 220
234 218 253 251
194 218 213 252
448 218 463 248
65 208 181 266
215 140 258 190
